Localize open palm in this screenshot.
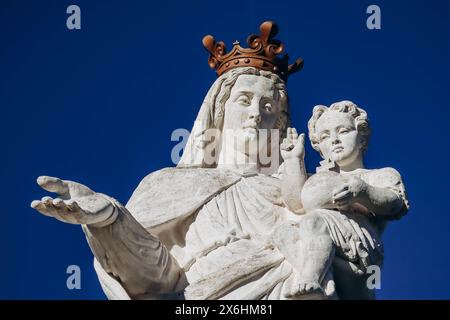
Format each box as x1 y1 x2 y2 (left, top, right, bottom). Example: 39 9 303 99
280 127 305 160
31 176 114 226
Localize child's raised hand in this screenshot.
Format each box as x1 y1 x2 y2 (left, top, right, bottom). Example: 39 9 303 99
280 127 305 160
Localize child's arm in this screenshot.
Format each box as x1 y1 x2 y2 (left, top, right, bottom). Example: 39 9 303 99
332 168 409 219
280 128 308 214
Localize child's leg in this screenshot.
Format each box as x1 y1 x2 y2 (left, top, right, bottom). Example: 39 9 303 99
271 212 335 298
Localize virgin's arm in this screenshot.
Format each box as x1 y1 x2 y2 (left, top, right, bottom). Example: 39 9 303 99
83 198 187 299
31 176 186 299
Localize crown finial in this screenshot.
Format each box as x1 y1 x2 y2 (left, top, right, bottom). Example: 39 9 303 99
202 21 303 81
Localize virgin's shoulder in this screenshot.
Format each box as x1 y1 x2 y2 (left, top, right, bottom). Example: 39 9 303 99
126 167 242 229
135 167 240 188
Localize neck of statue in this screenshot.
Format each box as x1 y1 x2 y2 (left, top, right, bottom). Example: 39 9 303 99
338 156 365 173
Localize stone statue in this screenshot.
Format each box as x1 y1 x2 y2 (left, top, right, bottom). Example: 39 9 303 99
30 22 408 300
277 101 409 299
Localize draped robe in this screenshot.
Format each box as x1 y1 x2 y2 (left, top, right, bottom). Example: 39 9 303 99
83 166 407 299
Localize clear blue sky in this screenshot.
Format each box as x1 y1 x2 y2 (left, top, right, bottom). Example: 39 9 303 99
1 0 449 299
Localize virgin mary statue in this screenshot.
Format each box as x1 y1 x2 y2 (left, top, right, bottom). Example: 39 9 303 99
32 21 409 300
31 22 319 300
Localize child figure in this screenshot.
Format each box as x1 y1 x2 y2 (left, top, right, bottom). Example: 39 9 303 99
273 101 409 299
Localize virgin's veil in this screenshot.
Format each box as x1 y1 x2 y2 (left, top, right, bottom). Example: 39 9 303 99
176 74 226 168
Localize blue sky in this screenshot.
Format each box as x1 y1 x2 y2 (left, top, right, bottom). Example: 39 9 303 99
1 0 450 299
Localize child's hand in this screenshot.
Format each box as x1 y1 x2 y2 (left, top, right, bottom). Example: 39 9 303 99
281 127 305 160
332 175 367 210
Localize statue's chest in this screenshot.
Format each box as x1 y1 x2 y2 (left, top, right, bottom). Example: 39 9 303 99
200 175 286 237
179 175 287 268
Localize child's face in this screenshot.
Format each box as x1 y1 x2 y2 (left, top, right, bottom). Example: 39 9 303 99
315 110 362 167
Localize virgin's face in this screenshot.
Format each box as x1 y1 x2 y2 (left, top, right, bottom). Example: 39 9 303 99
315 110 362 166
222 74 281 155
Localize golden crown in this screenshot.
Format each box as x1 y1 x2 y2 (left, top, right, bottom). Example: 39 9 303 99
202 21 303 81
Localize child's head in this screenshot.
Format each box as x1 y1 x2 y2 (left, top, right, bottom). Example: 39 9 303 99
308 101 370 168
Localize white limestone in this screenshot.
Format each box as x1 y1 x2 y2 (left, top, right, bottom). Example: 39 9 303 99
31 67 408 300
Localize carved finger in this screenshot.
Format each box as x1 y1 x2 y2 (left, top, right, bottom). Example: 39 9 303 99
286 127 292 136
280 140 292 151
333 190 352 202
46 201 82 224
65 180 95 198
31 200 53 217
298 133 305 145
290 128 298 140
283 143 294 151
332 185 349 197
51 199 75 216
65 199 80 211
31 199 77 223
52 198 65 208
41 196 54 206
37 176 69 196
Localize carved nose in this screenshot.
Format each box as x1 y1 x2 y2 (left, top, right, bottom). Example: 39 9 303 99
331 134 341 145
332 137 341 145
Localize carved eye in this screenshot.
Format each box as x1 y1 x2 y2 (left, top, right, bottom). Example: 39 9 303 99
263 103 273 113
237 95 251 106
339 127 350 134
319 133 330 142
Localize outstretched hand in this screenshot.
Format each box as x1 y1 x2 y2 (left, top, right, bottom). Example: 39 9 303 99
31 176 115 226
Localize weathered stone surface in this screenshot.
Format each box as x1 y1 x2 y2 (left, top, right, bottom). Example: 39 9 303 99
31 70 408 300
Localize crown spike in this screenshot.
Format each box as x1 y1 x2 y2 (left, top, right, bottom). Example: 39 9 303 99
259 21 279 43
202 21 302 81
202 35 216 54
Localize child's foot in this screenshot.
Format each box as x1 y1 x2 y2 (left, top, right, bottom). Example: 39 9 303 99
285 280 325 299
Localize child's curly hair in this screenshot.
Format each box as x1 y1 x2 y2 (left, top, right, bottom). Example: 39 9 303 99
308 100 370 155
